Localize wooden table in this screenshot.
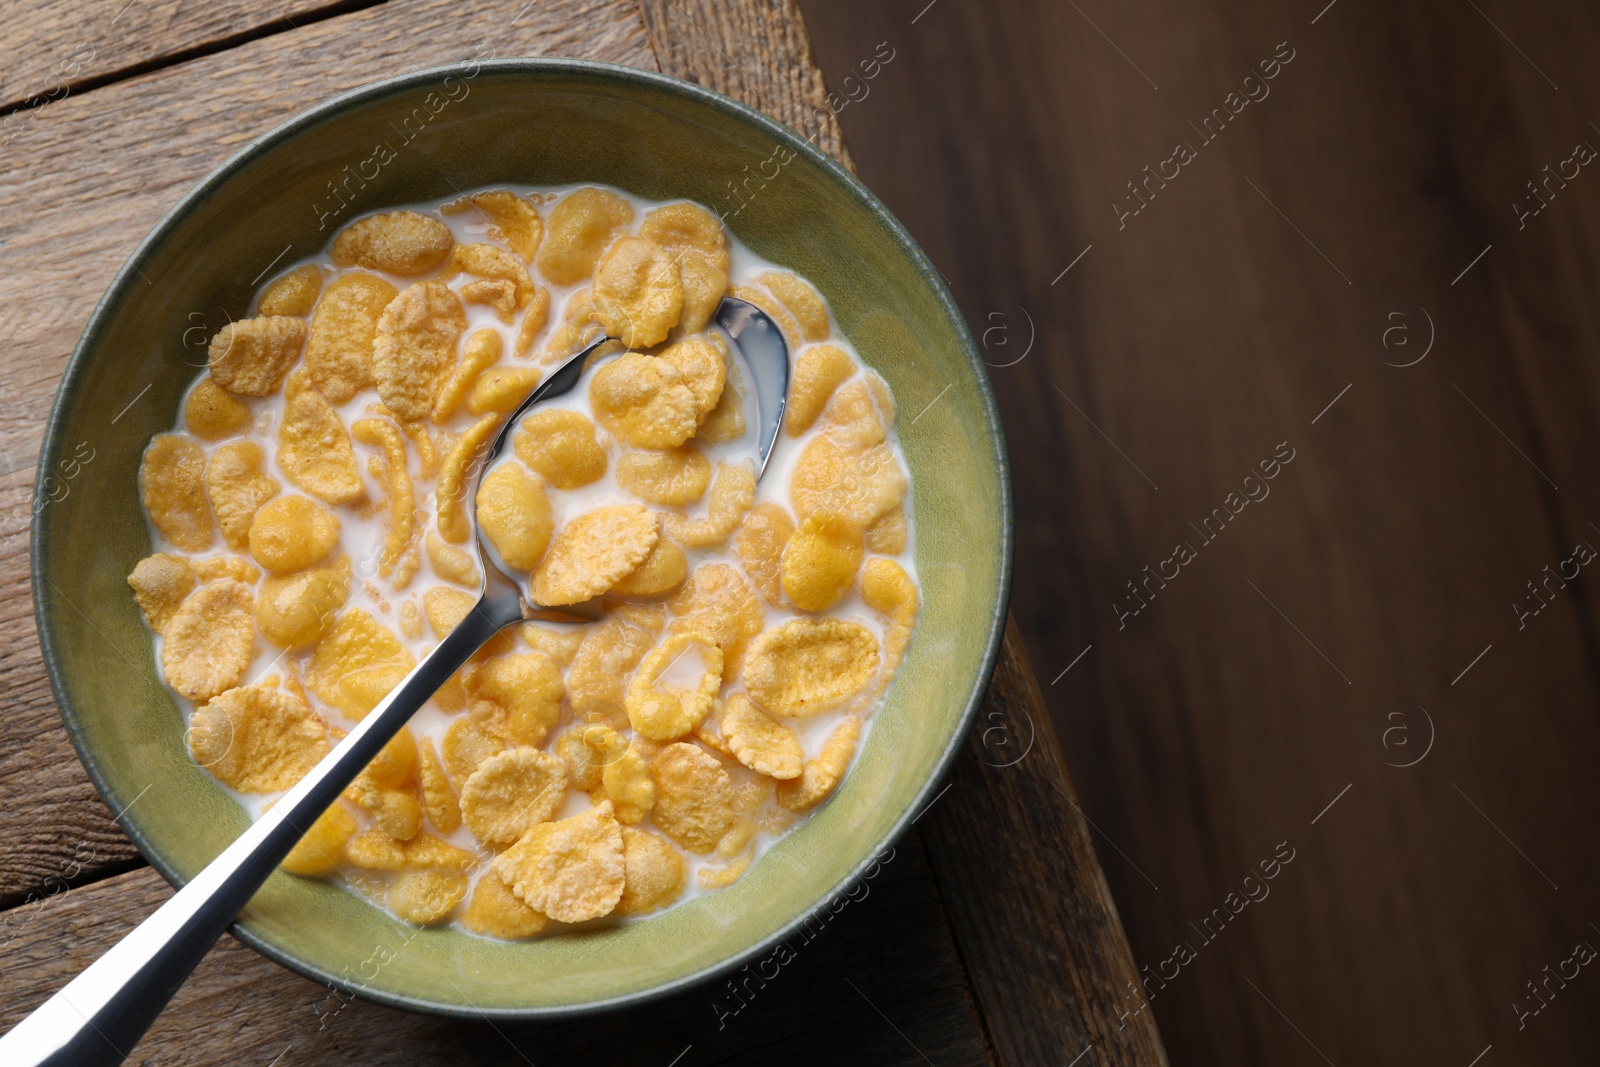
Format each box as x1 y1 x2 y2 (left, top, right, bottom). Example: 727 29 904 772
0 2 1167 1063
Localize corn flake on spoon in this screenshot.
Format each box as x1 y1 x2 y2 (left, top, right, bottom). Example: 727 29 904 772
1 297 789 1066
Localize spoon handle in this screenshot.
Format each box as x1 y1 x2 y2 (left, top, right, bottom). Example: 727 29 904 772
0 591 526 1066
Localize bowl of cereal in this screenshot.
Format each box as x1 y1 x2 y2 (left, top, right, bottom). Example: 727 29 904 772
33 59 1011 1017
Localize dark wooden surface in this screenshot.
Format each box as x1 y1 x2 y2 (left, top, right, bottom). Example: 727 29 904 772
0 0 1166 1064
802 0 1600 1063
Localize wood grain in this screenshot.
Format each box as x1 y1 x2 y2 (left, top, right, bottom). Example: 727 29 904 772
0 0 368 118
636 0 853 167
0 0 656 904
802 0 1600 1062
0 836 992 1067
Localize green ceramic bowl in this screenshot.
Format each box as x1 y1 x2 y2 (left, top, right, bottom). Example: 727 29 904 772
32 59 1012 1017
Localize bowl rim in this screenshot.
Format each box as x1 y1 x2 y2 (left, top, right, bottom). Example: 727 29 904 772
32 56 1014 1020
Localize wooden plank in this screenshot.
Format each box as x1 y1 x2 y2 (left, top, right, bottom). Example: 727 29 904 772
801 0 1600 1062
0 0 657 904
0 0 367 118
636 0 853 167
0 835 992 1067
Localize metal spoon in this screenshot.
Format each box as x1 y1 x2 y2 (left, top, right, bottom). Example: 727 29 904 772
1 297 789 1066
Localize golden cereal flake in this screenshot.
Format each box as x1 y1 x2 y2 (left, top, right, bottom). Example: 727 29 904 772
720 693 804 780
162 580 254 701
193 556 260 584
433 329 502 423
464 869 549 938
304 273 397 403
476 463 553 571
777 717 861 812
205 441 280 552
649 743 736 854
659 335 727 419
699 373 746 444
665 562 763 661
780 511 864 613
208 317 306 397
728 772 773 814
278 373 366 505
140 434 214 551
469 366 541 416
789 435 906 528
399 598 423 639
866 369 897 428
557 723 621 792
444 189 544 261
539 289 603 363
787 344 854 436
435 414 501 543
492 801 626 923
188 682 329 792
626 633 723 741
184 376 251 441
464 653 565 747
425 531 480 588
344 728 421 838
864 505 908 555
351 418 416 578
736 502 795 608
257 263 324 317
373 281 468 421
247 495 340 574
616 445 710 506
533 504 659 607
758 271 829 342
661 462 755 549
609 536 687 598
442 717 507 789
616 827 687 915
592 235 684 349
425 531 481 587
514 409 606 489
567 610 664 721
416 736 461 833
589 353 700 450
127 553 196 633
306 609 414 718
419 587 510 658
255 556 350 650
639 202 729 334
862 558 919 699
600 741 657 824
513 288 552 357
698 852 753 890
332 210 454 275
520 625 583 666
461 747 568 846
729 283 800 351
744 618 879 718
536 187 634 285
461 279 518 320
389 869 468 925
823 378 887 448
443 242 539 312
344 828 475 871
280 802 357 877
399 417 442 480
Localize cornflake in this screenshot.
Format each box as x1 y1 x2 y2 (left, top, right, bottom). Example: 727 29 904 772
592 235 683 348
659 335 727 418
436 415 502 543
460 747 568 846
374 281 468 421
743 618 879 718
491 801 626 923
205 441 280 552
649 743 736 854
536 187 634 285
468 366 541 416
476 463 552 571
757 271 830 342
278 373 366 505
389 870 469 924
463 870 548 938
589 353 700 450
862 558 919 697
257 264 324 317
184 377 251 441
720 693 804 780
305 609 414 718
425 531 480 587
787 344 853 436
208 317 306 397
344 829 475 871
464 653 565 747
639 201 729 333
332 210 454 275
567 608 663 721
666 563 763 662
281 802 356 877
780 511 864 612
305 273 396 402
789 435 906 528
616 445 710 506
255 556 350 650
533 504 658 606
247 495 340 574
608 536 687 598
140 434 214 551
520 625 583 667
777 717 861 812
514 409 607 489
351 418 416 579
127 553 196 633
600 740 656 823
736 502 795 607
616 827 687 915
193 556 260 584
442 717 506 789
626 633 723 740
162 579 255 701
188 683 329 792
433 329 501 423
864 506 908 555
443 189 544 261
662 462 755 548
